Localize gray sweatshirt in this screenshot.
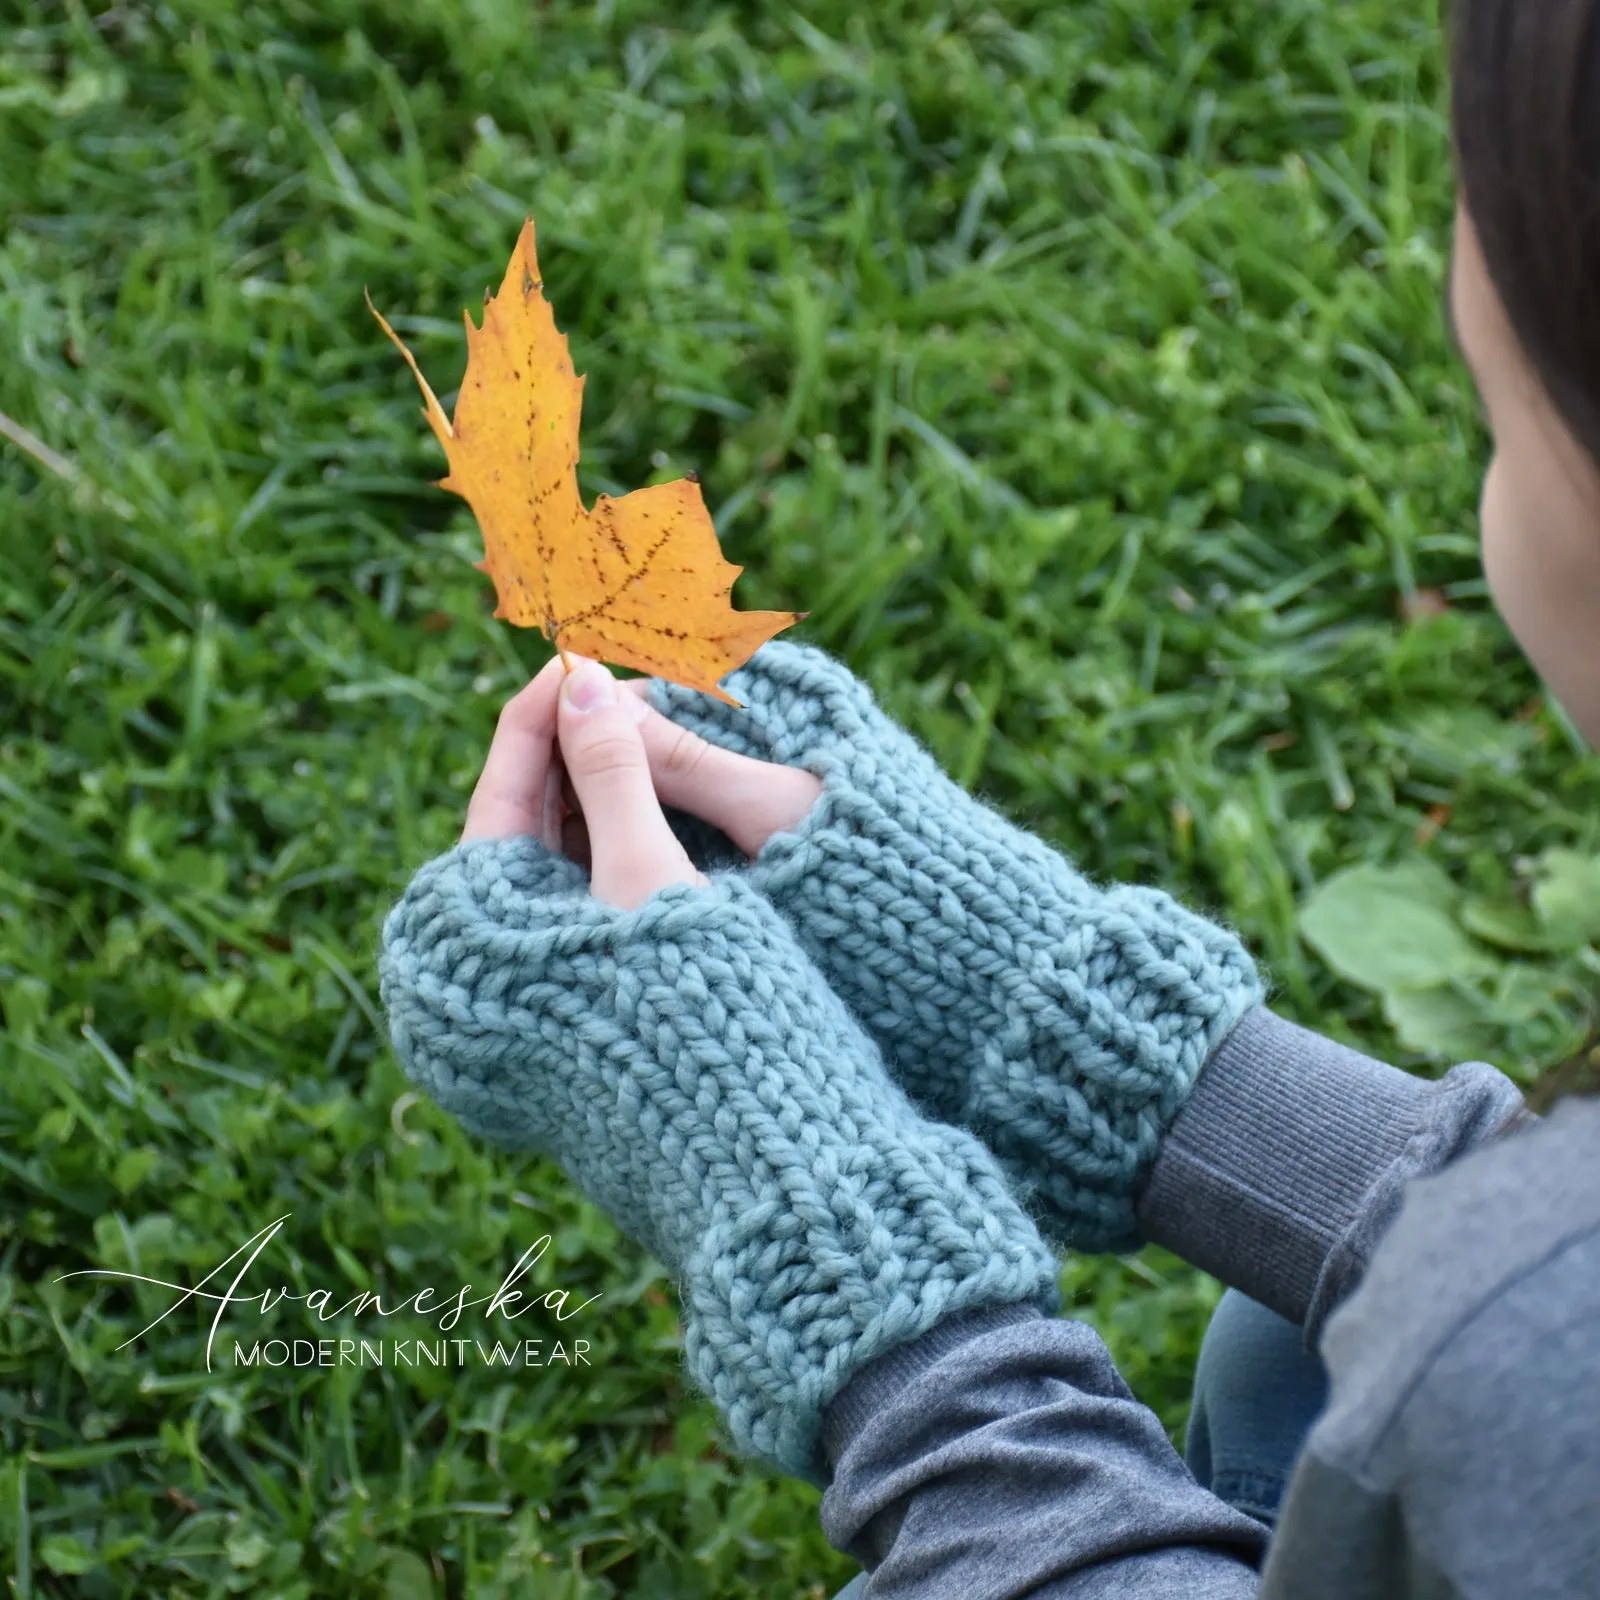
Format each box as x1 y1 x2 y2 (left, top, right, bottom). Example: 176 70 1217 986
817 1005 1600 1597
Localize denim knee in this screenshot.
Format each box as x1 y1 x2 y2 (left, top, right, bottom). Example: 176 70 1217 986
1185 1288 1330 1527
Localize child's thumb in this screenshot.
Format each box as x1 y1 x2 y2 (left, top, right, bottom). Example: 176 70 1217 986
557 656 706 909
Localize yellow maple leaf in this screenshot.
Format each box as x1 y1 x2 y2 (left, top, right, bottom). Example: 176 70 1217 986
367 216 804 707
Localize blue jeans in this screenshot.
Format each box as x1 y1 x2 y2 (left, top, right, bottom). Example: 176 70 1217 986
828 1290 1327 1597
1183 1288 1329 1525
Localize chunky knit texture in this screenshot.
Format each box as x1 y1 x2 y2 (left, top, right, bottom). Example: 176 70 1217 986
377 836 1062 1484
643 640 1268 1254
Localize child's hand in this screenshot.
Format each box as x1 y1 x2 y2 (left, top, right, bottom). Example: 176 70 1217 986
460 652 720 912
618 676 825 860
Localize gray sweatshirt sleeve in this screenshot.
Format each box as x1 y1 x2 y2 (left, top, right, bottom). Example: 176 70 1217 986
819 1303 1267 1598
817 1005 1531 1595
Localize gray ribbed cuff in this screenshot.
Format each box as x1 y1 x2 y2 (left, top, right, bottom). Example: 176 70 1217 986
1133 1006 1526 1337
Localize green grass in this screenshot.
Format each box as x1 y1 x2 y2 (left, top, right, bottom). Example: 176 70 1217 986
4 1 1600 1595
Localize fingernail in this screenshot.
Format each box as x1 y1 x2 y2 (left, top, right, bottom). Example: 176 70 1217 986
623 688 649 724
564 659 615 712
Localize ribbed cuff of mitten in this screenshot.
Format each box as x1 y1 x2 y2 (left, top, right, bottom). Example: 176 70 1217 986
379 833 1063 1487
1133 1005 1530 1342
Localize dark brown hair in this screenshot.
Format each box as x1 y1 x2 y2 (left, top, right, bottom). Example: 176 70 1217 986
1450 0 1600 469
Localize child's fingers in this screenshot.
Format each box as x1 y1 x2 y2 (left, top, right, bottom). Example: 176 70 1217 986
460 653 569 846
558 656 708 909
618 677 823 859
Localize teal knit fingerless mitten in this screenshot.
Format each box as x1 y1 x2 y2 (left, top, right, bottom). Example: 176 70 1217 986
377 836 1061 1484
642 641 1268 1254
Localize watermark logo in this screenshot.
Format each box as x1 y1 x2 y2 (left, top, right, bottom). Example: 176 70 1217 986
56 1213 603 1372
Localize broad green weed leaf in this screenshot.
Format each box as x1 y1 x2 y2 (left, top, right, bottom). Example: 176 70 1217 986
225 1524 273 1569
1458 898 1567 954
1531 849 1600 947
384 1548 436 1600
40 1533 95 1576
1381 986 1500 1060
1299 859 1494 991
1486 960 1573 1025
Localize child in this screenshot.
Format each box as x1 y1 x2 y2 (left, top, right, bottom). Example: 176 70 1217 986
376 0 1600 1591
